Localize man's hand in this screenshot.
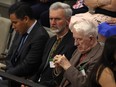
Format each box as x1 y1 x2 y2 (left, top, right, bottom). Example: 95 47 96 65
53 54 71 70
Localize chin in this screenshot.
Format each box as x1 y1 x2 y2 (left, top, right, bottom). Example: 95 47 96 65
79 49 83 53
79 50 86 54
50 28 61 33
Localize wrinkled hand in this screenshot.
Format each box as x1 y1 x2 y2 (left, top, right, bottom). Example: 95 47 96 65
53 54 71 70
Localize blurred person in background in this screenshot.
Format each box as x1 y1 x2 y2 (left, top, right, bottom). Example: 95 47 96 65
85 35 116 87
70 0 116 27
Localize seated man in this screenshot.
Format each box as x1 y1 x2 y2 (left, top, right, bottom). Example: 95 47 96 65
31 2 76 87
0 2 49 87
53 19 104 87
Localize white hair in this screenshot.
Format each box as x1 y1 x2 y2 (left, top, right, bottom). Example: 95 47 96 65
71 19 98 37
49 2 72 19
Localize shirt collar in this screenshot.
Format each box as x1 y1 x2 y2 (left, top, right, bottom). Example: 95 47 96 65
57 30 69 40
27 20 37 34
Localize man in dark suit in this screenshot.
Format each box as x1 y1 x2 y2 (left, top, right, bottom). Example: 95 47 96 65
0 2 49 87
31 2 76 87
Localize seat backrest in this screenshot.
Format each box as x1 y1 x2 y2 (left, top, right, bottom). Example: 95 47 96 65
0 17 11 57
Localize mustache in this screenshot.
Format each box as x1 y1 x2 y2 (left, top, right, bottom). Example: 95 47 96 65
51 26 58 28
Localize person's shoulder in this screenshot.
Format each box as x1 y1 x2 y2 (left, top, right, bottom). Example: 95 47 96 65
102 67 114 76
99 67 116 87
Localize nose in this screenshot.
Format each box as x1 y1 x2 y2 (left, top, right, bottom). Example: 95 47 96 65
12 24 15 29
50 19 56 25
74 39 78 46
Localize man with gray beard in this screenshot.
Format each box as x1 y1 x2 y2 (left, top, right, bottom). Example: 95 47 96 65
31 2 76 87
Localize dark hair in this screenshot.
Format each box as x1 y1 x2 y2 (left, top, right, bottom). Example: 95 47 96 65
86 35 116 87
9 2 34 20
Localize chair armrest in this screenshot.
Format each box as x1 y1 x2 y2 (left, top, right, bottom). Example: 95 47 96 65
0 71 46 87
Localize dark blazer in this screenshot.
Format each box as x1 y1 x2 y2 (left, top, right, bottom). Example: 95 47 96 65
6 21 49 78
32 30 76 84
60 43 104 87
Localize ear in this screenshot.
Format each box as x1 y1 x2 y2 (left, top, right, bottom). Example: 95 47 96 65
23 16 29 23
89 35 93 41
66 17 71 25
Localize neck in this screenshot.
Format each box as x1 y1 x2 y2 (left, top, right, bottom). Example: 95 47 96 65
56 28 69 39
28 19 36 28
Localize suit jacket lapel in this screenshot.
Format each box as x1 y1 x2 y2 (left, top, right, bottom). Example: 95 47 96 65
17 22 39 56
54 30 72 55
42 30 73 72
79 43 101 66
70 49 81 66
41 37 56 72
11 34 22 57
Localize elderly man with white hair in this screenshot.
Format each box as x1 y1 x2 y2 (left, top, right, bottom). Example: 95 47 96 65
53 19 104 87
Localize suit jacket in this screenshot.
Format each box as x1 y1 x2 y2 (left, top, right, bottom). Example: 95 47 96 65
32 30 76 86
6 21 49 78
60 42 104 87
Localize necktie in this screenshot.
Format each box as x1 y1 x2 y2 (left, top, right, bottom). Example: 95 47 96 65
79 54 87 63
49 38 62 59
42 38 62 72
17 33 28 52
11 33 28 65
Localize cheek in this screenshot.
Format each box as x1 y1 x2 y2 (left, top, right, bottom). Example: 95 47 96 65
18 24 26 32
81 41 90 49
74 40 78 46
58 21 65 26
16 22 22 28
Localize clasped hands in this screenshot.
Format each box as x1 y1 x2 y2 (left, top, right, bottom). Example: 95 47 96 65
53 54 71 70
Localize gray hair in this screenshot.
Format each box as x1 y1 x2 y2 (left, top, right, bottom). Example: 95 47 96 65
71 19 98 37
49 2 72 19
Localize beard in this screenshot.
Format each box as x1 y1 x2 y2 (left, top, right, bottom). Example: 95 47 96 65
50 27 61 33
50 23 67 33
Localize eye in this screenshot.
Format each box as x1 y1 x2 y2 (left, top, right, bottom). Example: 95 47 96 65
55 18 61 21
77 38 82 41
49 18 52 20
12 21 17 24
49 18 61 21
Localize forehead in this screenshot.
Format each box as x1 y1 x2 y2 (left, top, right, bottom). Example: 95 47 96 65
10 13 20 21
72 29 84 38
10 13 17 19
49 9 65 18
10 13 23 23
